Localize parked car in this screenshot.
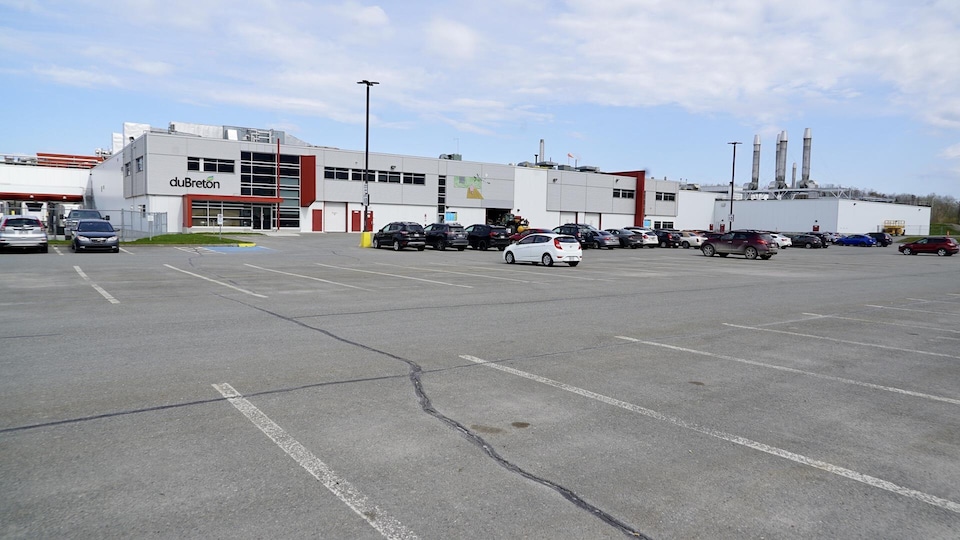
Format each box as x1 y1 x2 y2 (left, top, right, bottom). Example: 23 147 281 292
424 222 468 251
372 221 426 251
786 233 823 248
623 227 659 248
805 232 831 247
653 229 681 248
835 234 877 247
503 233 582 267
465 224 511 250
898 236 959 256
700 230 778 260
604 228 645 248
63 208 108 239
768 233 793 249
581 229 619 249
0 215 48 253
678 231 705 249
71 219 119 253
865 232 894 246
509 227 552 243
552 223 600 247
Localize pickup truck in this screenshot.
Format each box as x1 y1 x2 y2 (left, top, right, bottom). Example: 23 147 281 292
64 209 108 239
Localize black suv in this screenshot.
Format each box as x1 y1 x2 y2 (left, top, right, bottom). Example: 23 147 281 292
372 222 426 251
552 223 599 247
653 229 681 248
865 232 893 247
701 229 778 260
464 224 511 250
424 223 468 251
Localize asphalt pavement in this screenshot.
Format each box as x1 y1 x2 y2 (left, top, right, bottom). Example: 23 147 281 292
1 236 958 539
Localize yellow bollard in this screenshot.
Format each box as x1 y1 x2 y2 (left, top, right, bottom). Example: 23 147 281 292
359 231 373 247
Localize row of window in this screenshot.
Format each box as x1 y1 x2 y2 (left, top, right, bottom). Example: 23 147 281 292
323 167 426 185
655 192 676 201
188 157 236 173
613 189 635 199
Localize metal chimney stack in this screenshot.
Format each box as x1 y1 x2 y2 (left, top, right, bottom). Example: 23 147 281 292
751 135 761 189
773 132 781 186
791 162 797 188
776 130 788 186
801 128 812 185
539 139 545 163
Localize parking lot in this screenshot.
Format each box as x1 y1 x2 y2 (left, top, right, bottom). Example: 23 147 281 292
2 235 958 539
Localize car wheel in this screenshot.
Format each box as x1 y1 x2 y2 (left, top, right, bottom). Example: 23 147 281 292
660 241 667 248
682 241 690 248
568 261 579 267
478 240 488 250
805 242 813 248
505 252 516 264
937 248 948 256
498 246 506 251
902 247 912 255
417 246 424 251
436 240 446 251
541 253 554 266
372 238 380 249
40 245 49 253
457 246 465 251
594 241 601 249
112 247 120 253
702 244 716 257
745 246 758 260
393 240 402 251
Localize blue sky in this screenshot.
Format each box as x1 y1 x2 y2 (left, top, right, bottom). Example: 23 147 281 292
2 0 959 198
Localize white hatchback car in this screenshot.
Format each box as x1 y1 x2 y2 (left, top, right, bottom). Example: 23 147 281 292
623 227 659 248
769 233 792 248
503 233 582 267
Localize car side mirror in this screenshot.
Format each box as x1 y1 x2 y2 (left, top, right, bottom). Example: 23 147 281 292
104 216 110 221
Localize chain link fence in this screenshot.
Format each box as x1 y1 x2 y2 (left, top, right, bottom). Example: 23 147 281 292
102 209 168 240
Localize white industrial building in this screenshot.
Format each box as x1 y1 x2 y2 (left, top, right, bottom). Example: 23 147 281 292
1 122 931 238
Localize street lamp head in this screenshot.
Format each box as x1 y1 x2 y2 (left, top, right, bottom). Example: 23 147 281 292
357 80 379 86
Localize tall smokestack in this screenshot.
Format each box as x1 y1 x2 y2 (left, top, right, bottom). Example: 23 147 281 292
801 128 812 185
777 130 788 185
791 162 797 188
773 132 781 186
539 139 545 164
751 135 761 189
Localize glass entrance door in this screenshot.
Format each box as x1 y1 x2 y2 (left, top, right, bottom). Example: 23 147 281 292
252 205 274 230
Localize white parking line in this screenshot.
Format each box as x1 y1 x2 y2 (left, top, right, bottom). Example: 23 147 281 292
245 264 372 291
374 262 535 283
865 304 960 317
459 355 960 516
315 263 472 288
801 313 960 335
723 323 960 360
73 266 119 304
614 336 960 406
212 383 418 540
164 264 267 298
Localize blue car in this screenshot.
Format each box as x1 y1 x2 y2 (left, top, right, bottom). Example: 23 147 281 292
835 234 877 247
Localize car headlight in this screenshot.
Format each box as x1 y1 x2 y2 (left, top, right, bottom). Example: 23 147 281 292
107 236 118 242
76 235 89 241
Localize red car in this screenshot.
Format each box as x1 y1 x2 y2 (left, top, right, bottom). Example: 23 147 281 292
898 236 958 256
508 228 552 242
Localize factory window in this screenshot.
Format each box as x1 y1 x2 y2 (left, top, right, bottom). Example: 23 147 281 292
653 221 675 229
323 167 350 180
188 156 235 173
381 170 401 183
655 192 676 201
613 188 635 199
402 173 426 185
124 162 131 176
135 156 144 172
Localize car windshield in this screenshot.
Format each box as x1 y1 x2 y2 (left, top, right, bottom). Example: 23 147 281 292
72 210 102 218
5 218 41 227
78 221 114 232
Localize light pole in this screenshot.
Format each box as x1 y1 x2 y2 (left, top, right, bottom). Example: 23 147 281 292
728 141 741 230
358 80 378 232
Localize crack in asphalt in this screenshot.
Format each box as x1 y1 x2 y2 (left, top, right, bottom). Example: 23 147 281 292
233 298 651 539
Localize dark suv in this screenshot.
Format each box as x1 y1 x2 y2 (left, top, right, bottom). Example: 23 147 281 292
424 223 468 251
552 223 599 247
701 230 778 260
865 232 894 247
464 224 511 250
653 229 682 248
372 222 426 251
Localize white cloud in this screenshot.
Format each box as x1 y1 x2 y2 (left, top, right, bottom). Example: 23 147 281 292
423 17 480 61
